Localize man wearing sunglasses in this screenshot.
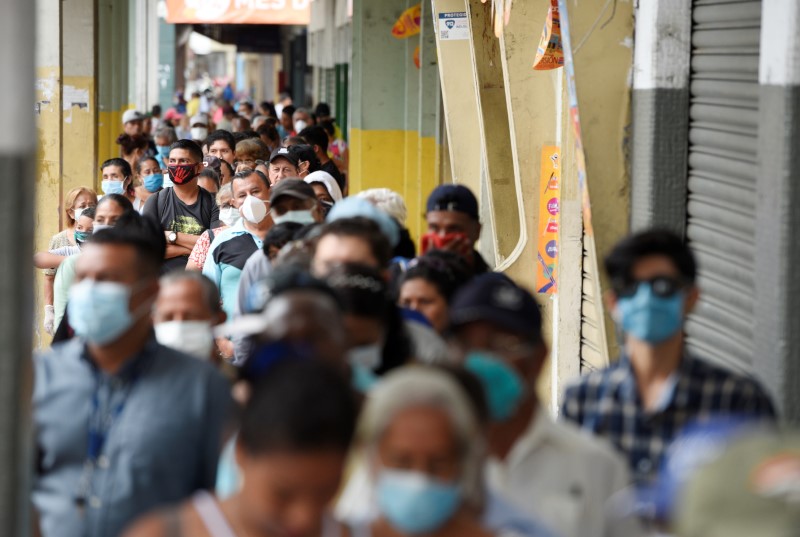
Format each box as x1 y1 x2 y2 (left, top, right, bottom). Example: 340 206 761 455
561 230 776 486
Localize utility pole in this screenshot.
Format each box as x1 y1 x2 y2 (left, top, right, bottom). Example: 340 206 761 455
0 0 36 533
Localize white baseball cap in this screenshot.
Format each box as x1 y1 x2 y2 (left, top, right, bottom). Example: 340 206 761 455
122 109 145 124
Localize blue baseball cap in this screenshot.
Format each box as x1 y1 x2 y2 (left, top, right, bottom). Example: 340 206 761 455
426 184 479 220
449 273 542 339
326 197 400 248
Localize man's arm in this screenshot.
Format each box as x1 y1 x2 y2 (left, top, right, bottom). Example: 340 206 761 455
171 231 201 250
165 244 193 259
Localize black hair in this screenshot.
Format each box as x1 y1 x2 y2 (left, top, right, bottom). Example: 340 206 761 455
204 130 236 152
257 123 281 144
101 158 132 178
239 359 357 455
605 229 697 288
136 155 160 174
78 206 96 221
97 193 135 213
284 136 307 147
259 101 277 118
436 365 489 426
299 125 329 153
263 222 304 256
198 168 221 189
288 144 321 173
325 263 413 375
116 134 149 156
168 139 203 163
88 211 165 276
151 104 162 117
315 102 331 118
319 120 336 138
232 130 260 144
396 250 474 303
282 105 296 118
318 218 393 269
233 169 270 190
220 159 234 176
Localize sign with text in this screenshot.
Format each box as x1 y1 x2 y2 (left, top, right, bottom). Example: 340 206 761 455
536 146 561 295
165 0 311 25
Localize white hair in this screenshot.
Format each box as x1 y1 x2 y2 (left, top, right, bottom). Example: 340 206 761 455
357 188 408 225
358 366 485 507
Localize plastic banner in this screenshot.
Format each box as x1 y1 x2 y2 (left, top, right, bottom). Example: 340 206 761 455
392 4 422 39
165 0 311 25
533 0 564 70
536 146 561 295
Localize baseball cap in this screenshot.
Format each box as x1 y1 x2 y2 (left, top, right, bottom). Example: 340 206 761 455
269 179 316 205
269 146 300 167
326 197 400 248
449 273 542 339
676 429 800 537
122 109 145 124
426 184 479 220
202 155 221 173
190 113 208 126
163 108 183 121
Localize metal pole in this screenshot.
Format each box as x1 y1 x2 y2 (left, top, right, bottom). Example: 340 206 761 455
0 0 36 533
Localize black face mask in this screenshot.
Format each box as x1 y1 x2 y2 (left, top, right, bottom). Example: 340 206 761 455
167 164 196 185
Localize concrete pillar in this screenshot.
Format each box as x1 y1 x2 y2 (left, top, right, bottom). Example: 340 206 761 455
98 0 130 169
0 0 35 532
401 0 421 237
158 19 177 111
754 0 800 422
349 0 407 195
629 1 691 233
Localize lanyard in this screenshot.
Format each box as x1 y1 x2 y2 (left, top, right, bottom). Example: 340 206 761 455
74 361 145 510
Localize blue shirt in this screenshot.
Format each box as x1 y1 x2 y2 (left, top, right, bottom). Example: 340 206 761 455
33 337 232 537
561 353 776 485
202 220 264 319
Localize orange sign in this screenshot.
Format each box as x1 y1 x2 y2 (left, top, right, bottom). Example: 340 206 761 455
392 4 422 39
165 0 311 25
536 146 560 295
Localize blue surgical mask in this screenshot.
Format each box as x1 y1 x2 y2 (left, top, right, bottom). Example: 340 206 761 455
464 351 526 422
377 469 461 534
74 230 91 244
67 279 148 345
350 364 379 394
102 179 124 195
271 210 315 226
156 145 170 158
616 283 684 344
143 173 164 193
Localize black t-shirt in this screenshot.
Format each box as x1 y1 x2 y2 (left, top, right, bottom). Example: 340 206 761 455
321 160 346 192
143 186 219 272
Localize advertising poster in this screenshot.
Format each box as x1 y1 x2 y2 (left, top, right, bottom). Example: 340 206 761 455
532 0 564 70
536 146 561 295
165 0 310 25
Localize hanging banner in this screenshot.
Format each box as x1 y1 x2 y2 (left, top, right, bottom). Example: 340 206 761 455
532 0 564 70
165 0 311 25
392 4 422 39
536 146 561 295
557 0 593 235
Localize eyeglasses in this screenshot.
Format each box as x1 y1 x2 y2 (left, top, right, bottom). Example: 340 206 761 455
614 276 685 299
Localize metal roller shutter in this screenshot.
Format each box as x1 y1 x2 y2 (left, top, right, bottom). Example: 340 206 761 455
685 0 761 373
581 233 610 372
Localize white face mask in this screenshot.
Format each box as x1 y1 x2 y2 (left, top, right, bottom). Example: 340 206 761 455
92 223 113 233
294 120 308 133
155 320 215 360
74 208 85 221
347 343 382 370
219 206 241 227
191 127 209 141
240 195 268 224
272 209 315 226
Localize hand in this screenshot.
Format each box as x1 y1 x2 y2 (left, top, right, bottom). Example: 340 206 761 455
44 305 55 336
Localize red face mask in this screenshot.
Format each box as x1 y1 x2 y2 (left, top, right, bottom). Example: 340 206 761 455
167 164 196 185
420 231 473 258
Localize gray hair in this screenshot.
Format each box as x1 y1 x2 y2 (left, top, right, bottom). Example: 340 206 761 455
359 366 485 508
216 182 232 205
158 270 222 314
357 188 408 225
154 126 178 144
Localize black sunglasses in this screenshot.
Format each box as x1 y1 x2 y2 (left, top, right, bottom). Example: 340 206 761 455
614 276 685 299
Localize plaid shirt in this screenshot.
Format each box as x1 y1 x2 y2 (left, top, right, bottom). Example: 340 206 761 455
561 354 776 485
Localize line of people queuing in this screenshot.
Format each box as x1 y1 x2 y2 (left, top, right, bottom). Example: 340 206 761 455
31 104 796 537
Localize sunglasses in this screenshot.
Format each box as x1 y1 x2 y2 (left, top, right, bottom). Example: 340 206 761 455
614 276 685 299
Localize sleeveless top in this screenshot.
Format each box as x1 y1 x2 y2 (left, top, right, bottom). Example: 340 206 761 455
166 490 370 537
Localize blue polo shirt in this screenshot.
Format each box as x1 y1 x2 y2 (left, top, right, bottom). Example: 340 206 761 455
202 220 264 318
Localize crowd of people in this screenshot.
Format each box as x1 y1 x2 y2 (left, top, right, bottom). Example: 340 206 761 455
30 98 797 537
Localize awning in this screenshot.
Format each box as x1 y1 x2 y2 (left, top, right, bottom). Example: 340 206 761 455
165 0 311 25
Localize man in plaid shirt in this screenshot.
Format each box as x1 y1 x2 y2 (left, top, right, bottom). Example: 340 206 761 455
561 230 776 485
